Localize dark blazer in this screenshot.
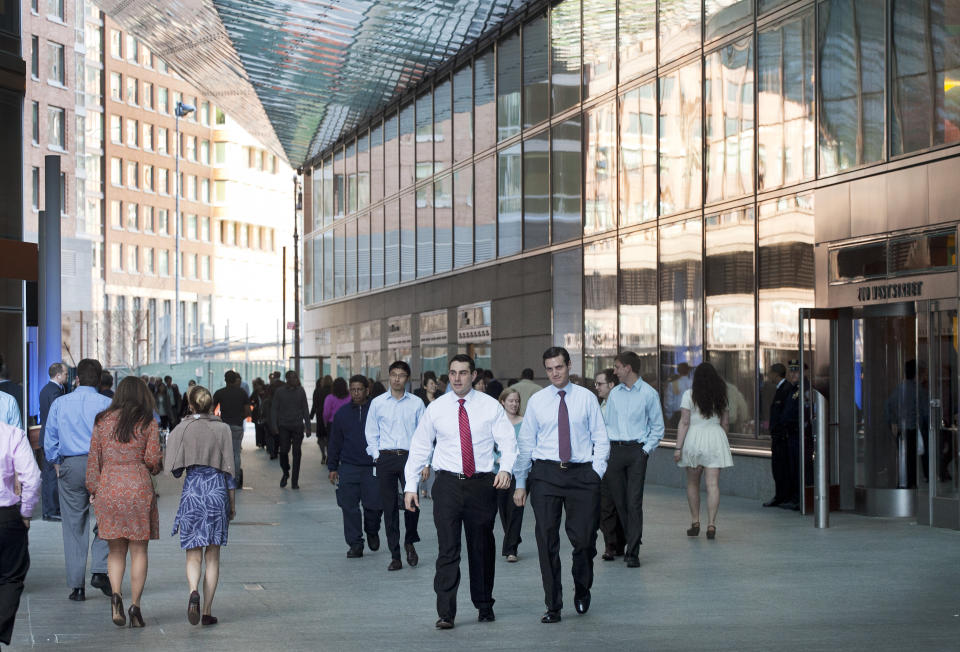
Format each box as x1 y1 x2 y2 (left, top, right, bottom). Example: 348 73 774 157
769 379 796 437
39 380 65 447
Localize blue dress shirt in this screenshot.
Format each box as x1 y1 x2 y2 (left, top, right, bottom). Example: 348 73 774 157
0 392 21 429
44 386 112 462
514 382 609 489
604 377 665 454
365 390 425 459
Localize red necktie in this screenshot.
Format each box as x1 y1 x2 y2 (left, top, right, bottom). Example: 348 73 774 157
458 399 475 477
558 390 571 462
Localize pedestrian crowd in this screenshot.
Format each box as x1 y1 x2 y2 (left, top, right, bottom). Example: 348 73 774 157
0 347 812 641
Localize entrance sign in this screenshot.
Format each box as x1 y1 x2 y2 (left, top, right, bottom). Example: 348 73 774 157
856 281 924 302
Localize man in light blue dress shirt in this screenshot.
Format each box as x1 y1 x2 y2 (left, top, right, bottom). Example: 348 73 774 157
0 391 20 429
604 351 665 568
365 360 426 571
514 347 609 623
43 358 112 601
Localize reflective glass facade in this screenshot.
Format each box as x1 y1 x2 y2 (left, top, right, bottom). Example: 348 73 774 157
304 0 960 447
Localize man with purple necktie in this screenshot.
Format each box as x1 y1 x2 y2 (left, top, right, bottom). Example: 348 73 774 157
514 347 610 624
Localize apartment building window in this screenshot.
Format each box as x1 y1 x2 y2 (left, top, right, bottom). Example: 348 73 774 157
201 255 210 280
30 0 38 14
186 135 196 161
158 168 168 194
201 102 210 125
47 0 64 21
215 107 226 125
143 206 154 232
31 168 40 209
143 165 154 191
214 180 226 202
238 223 249 248
201 179 209 203
221 220 233 245
110 29 121 58
187 175 197 201
186 214 197 239
158 208 169 234
125 35 138 63
31 36 39 79
109 72 121 101
158 87 168 113
109 156 120 184
214 142 226 164
142 81 153 109
48 106 65 149
48 42 64 85
189 253 198 279
110 115 122 143
172 90 182 109
142 45 153 68
143 124 153 151
159 249 169 276
128 245 139 273
144 247 154 274
110 200 121 227
126 202 138 230
157 127 168 154
158 59 169 75
111 244 122 271
200 140 210 164
126 76 138 104
201 216 210 241
126 118 138 147
31 102 39 144
127 161 139 189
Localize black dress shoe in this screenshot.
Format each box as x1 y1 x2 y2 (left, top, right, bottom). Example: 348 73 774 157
91 573 112 597
367 533 380 551
280 472 289 488
625 556 640 568
779 501 799 511
574 592 591 615
69 587 85 601
478 609 495 622
541 610 561 624
435 617 455 629
388 558 403 571
291 483 300 490
347 545 364 558
763 498 782 507
405 543 418 567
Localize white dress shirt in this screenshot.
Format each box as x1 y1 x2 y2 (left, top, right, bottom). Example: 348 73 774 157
403 389 518 493
364 390 425 459
514 382 610 489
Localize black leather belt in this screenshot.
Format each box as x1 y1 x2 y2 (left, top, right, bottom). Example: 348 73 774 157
534 460 590 470
436 470 495 480
379 449 409 455
610 440 642 447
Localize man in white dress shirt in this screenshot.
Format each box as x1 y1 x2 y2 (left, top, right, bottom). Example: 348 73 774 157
404 354 517 630
514 346 609 623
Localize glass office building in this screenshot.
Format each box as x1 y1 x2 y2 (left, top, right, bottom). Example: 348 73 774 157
301 0 960 523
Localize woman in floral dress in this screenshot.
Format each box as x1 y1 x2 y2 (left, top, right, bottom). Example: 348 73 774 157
86 376 163 628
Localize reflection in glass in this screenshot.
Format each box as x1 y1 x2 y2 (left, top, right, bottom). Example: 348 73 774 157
323 155 334 226
582 0 616 98
358 213 370 292
758 10 815 190
401 192 415 281
524 15 549 129
323 229 333 299
334 223 345 297
357 132 370 210
819 0 885 174
454 166 473 268
345 140 357 214
660 217 703 425
384 111 399 196
313 237 322 303
705 207 756 436
552 0 581 115
435 174 453 273
370 206 384 289
399 102 415 189
552 118 582 243
346 219 357 295
524 130 549 250
435 78 452 174
584 237 618 380
498 142 522 257
619 228 658 381
619 82 657 225
553 247 584 374
416 185 433 278
705 36 754 203
333 147 344 219
585 101 616 234
706 0 753 42
476 155 496 262
619 0 656 83
416 91 433 180
475 49 496 153
370 121 384 204
891 0 960 155
384 199 399 285
759 0 791 12
660 0 701 64
311 162 322 233
659 62 702 215
498 31 522 142
454 64 473 163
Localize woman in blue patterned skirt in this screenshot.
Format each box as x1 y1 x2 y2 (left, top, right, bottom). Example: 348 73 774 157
165 385 237 626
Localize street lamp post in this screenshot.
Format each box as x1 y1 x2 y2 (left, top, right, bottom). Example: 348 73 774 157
174 100 195 364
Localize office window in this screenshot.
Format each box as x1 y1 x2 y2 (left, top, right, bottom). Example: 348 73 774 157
110 200 122 228
454 166 473 268
523 15 549 130
619 228 658 380
358 214 370 291
158 168 168 194
158 209 169 234
128 245 139 273
660 0 701 63
110 115 121 143
141 45 153 68
415 92 433 181
111 157 122 185
144 247 154 274
187 214 197 240
334 224 346 296
31 102 39 144
126 76 138 104
158 87 168 113
584 101 616 235
416 184 434 278
126 118 138 147
582 0 616 98
453 64 473 163
475 155 496 262
125 34 138 63
399 103 415 189
214 180 226 202
704 36 754 203
186 135 196 161
552 0 581 114
31 36 39 79
143 205 154 232
111 243 122 271
201 216 210 241
384 113 399 197
110 29 121 58
201 179 210 203
497 143 522 257
619 82 657 226
143 165 154 191
159 249 169 276
214 142 227 165
201 255 210 281
620 0 656 82
48 106 65 149
200 140 210 165
400 193 415 282
706 1 753 41
143 124 153 151
47 0 64 21
584 237 618 378
346 220 358 294
109 72 121 101
142 81 153 109
523 130 549 250
157 127 168 154
48 42 65 84
384 199 399 286
126 202 138 230
370 206 384 289
659 61 702 215
474 49 496 153
30 0 38 12
324 228 335 297
434 175 453 273
201 102 210 125
187 175 197 201
127 161 139 189
498 30 522 141
31 167 40 209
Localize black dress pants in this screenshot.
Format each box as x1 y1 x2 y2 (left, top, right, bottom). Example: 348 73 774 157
277 427 304 485
376 452 420 560
0 506 29 645
599 474 625 554
255 422 266 448
770 432 790 502
528 461 601 613
605 443 649 558
496 476 524 556
336 463 382 546
432 471 498 619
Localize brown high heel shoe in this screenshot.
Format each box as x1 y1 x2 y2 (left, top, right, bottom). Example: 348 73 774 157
111 593 125 626
128 604 145 628
686 522 700 536
706 525 717 540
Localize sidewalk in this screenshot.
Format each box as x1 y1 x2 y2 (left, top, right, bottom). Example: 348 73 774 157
9 434 960 651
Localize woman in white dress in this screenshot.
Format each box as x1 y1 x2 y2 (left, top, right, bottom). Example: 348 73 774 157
672 362 733 540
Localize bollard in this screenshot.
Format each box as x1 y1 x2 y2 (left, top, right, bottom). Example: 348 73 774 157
814 391 829 528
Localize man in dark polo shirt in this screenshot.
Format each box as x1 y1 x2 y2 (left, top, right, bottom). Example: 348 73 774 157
214 370 250 487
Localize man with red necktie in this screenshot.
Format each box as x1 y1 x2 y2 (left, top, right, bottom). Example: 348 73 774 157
513 347 610 624
404 354 517 630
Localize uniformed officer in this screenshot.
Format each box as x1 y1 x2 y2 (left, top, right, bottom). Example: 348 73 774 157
763 363 797 509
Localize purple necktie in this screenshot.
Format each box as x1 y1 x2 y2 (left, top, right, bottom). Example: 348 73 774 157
458 399 475 477
558 390 571 463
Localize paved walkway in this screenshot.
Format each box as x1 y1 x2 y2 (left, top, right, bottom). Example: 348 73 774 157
9 435 960 651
